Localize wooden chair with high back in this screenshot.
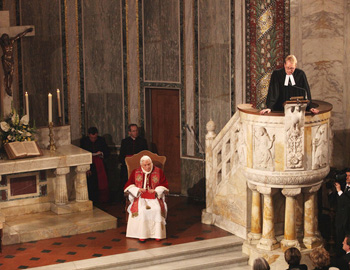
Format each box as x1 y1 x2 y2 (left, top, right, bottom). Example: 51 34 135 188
124 150 167 218
125 150 166 178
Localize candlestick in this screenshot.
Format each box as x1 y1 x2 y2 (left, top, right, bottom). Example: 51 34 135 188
25 92 29 119
57 89 62 118
47 122 57 151
48 93 52 123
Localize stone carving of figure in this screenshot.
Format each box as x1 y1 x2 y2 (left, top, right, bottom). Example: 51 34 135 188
234 121 247 166
329 120 334 165
289 105 302 133
286 105 304 169
254 126 275 169
313 125 327 169
0 28 33 96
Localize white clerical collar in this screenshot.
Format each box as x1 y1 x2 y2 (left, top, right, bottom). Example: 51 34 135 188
284 74 296 86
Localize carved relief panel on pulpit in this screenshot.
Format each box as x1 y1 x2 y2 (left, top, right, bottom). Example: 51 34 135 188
233 121 247 166
284 104 306 170
253 126 275 170
312 124 328 169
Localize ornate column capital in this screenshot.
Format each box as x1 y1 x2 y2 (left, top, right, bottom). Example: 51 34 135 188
247 182 257 191
75 164 90 173
257 186 278 196
55 167 70 175
282 188 301 197
302 183 322 194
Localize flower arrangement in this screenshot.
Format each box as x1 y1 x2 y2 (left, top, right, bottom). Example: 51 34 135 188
0 108 36 144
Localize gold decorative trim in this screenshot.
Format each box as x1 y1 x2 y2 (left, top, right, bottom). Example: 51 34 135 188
136 0 141 123
64 0 70 124
75 0 82 133
126 0 130 123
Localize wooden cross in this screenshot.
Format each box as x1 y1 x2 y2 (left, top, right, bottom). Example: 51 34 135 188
0 10 35 117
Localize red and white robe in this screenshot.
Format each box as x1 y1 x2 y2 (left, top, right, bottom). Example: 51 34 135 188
124 166 169 239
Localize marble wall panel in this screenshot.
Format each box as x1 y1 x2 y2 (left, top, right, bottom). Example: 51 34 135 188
82 0 123 146
86 93 122 146
143 0 180 82
291 0 350 167
181 158 205 199
198 0 231 147
20 0 63 127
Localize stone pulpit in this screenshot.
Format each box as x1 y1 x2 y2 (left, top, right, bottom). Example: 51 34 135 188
202 100 332 268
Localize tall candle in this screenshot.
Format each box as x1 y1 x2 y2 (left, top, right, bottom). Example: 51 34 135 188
48 93 52 123
57 89 62 117
25 92 29 119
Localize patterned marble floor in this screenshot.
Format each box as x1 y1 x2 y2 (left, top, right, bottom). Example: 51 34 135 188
0 196 232 269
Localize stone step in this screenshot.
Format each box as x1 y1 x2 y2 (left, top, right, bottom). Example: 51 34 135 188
133 250 249 270
30 235 249 270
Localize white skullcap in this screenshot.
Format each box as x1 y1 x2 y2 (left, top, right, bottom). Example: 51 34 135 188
140 155 152 165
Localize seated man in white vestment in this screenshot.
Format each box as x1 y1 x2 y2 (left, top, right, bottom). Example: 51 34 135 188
124 155 169 242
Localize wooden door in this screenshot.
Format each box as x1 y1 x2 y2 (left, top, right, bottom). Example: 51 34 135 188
148 88 181 193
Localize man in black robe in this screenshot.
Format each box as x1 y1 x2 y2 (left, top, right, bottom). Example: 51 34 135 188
260 55 319 114
118 124 148 200
335 172 350 257
81 127 110 203
337 235 350 270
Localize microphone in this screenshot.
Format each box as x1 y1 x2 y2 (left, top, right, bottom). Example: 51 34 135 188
290 85 308 100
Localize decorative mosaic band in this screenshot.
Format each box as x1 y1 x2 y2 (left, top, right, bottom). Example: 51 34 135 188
246 0 290 109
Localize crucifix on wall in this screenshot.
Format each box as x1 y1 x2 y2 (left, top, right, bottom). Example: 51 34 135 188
0 11 35 117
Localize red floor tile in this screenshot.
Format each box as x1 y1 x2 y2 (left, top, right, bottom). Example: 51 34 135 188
0 196 231 269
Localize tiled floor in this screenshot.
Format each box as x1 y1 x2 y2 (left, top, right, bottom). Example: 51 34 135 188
0 196 232 269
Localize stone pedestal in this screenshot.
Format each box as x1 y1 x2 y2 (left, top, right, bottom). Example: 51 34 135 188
75 165 90 202
53 167 69 205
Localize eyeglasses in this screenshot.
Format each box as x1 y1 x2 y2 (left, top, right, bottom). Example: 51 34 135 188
285 66 296 70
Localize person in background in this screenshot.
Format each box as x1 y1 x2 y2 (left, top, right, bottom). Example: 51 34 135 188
119 124 147 200
124 155 168 242
253 257 270 270
309 247 339 270
260 55 319 115
284 247 308 270
336 236 350 270
81 127 110 203
334 172 350 257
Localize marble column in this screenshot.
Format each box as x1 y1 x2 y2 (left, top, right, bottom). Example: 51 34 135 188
281 188 301 251
295 194 304 238
54 167 70 205
303 185 322 249
75 165 90 202
204 120 216 213
247 183 262 243
256 186 279 250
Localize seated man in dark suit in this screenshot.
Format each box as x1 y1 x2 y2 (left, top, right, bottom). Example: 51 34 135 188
80 127 110 203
